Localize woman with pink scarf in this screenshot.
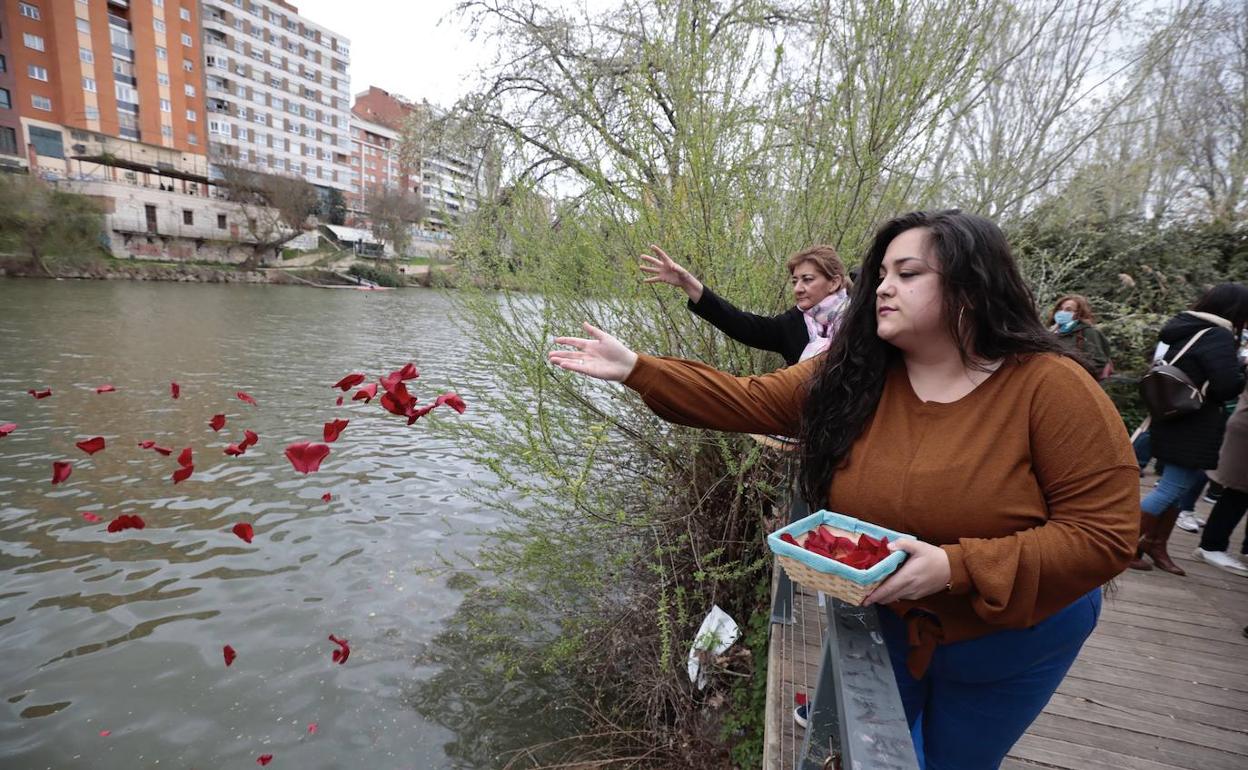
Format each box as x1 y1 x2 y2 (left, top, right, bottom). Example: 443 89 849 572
640 244 852 366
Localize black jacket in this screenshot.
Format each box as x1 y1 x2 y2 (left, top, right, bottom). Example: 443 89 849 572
688 286 808 366
1150 312 1246 469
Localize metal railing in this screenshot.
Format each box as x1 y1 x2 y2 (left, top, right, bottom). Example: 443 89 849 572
770 496 920 770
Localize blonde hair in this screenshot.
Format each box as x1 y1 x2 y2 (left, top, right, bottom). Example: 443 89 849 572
785 245 851 290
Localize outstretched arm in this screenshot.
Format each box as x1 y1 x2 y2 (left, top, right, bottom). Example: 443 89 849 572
549 323 813 436
639 244 704 303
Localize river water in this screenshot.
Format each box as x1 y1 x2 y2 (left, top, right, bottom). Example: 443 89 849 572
0 280 523 769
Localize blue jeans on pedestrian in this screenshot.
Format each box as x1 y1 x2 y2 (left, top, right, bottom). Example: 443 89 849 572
878 589 1102 770
1141 463 1207 516
1132 428 1151 469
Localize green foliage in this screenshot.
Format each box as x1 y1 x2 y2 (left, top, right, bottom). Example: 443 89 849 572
346 262 404 287
324 188 347 226
0 174 105 265
722 570 773 769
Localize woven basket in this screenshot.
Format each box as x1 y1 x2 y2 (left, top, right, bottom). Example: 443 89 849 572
767 511 912 605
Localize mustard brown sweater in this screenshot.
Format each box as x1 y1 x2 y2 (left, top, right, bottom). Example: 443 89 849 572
623 352 1139 676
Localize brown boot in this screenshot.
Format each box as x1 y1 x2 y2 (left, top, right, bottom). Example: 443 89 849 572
1145 507 1187 576
1128 511 1156 571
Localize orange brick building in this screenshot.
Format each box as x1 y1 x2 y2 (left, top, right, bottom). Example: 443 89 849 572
3 0 208 179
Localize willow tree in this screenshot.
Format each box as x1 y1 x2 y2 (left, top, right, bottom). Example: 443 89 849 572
419 1 1055 766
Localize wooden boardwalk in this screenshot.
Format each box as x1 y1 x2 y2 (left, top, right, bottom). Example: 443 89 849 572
766 486 1248 770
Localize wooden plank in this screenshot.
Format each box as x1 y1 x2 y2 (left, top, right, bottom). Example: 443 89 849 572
1026 713 1246 770
1055 675 1248 734
1092 609 1248 646
1070 646 1248 694
1091 619 1248 657
1081 634 1247 677
1009 732 1188 770
1062 659 1248 711
1040 693 1248 755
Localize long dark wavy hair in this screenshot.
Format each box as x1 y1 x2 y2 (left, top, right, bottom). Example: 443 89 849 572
798 210 1071 506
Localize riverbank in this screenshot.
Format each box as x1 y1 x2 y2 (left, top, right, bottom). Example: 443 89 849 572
0 254 455 287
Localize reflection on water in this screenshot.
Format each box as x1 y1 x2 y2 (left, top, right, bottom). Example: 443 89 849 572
0 280 522 768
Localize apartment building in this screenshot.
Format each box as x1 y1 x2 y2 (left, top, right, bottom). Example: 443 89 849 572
351 85 481 233
3 0 208 179
346 115 407 223
200 0 351 195
0 3 22 166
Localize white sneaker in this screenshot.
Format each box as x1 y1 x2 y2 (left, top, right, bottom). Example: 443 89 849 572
1176 512 1202 532
1193 548 1248 577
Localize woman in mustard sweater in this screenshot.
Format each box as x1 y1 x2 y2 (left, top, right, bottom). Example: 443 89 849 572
549 210 1137 769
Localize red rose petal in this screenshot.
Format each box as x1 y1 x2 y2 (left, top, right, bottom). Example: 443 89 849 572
81 512 102 523
351 383 377 403
75 436 106 455
306 722 317 734
232 522 254 543
99 730 111 737
335 396 344 406
240 429 259 450
332 373 367 391
51 461 72 485
94 384 116 394
237 391 258 406
177 447 193 467
152 445 173 456
224 443 245 457
257 755 273 766
170 382 180 399
28 388 52 399
322 419 349 443
396 363 419 381
405 403 435 425
284 442 330 474
223 644 237 667
172 465 194 484
321 492 332 502
779 532 800 547
106 514 145 532
434 393 467 414
0 423 16 437
209 414 226 432
328 634 350 665
795 692 808 706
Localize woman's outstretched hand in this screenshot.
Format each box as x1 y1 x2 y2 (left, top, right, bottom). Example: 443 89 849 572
548 323 639 383
639 244 704 303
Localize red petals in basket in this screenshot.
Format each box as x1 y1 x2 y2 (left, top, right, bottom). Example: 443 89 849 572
780 526 892 570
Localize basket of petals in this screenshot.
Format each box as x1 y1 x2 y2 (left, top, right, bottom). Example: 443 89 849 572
767 510 912 604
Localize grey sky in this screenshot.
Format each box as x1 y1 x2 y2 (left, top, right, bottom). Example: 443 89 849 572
293 0 486 108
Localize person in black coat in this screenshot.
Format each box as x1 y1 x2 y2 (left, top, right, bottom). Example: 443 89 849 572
639 244 852 366
1131 283 1248 575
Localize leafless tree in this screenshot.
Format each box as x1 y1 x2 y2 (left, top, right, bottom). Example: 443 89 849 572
216 165 318 266
367 190 427 255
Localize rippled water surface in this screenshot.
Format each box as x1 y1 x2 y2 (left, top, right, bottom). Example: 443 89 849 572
0 280 509 769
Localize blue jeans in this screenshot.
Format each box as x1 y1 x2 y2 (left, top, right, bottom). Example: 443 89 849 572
1132 428 1151 469
1141 463 1207 516
878 589 1101 770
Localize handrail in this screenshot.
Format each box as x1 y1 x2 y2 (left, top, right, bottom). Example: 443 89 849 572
769 494 920 770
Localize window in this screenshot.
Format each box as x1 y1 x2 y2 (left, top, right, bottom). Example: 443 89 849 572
182 210 193 225
86 106 99 120
161 124 173 138
217 214 227 229
160 99 171 112
80 47 94 63
115 83 138 103
24 34 45 51
83 77 96 92
181 33 193 47
154 19 166 33
28 64 48 81
185 84 196 97
31 94 51 111
186 109 197 121
156 46 167 60
181 9 191 21
0 127 18 156
157 72 170 86
154 0 163 6
76 19 90 34
183 58 194 72
19 3 40 20
188 133 198 145
29 126 63 157
0 89 9 110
